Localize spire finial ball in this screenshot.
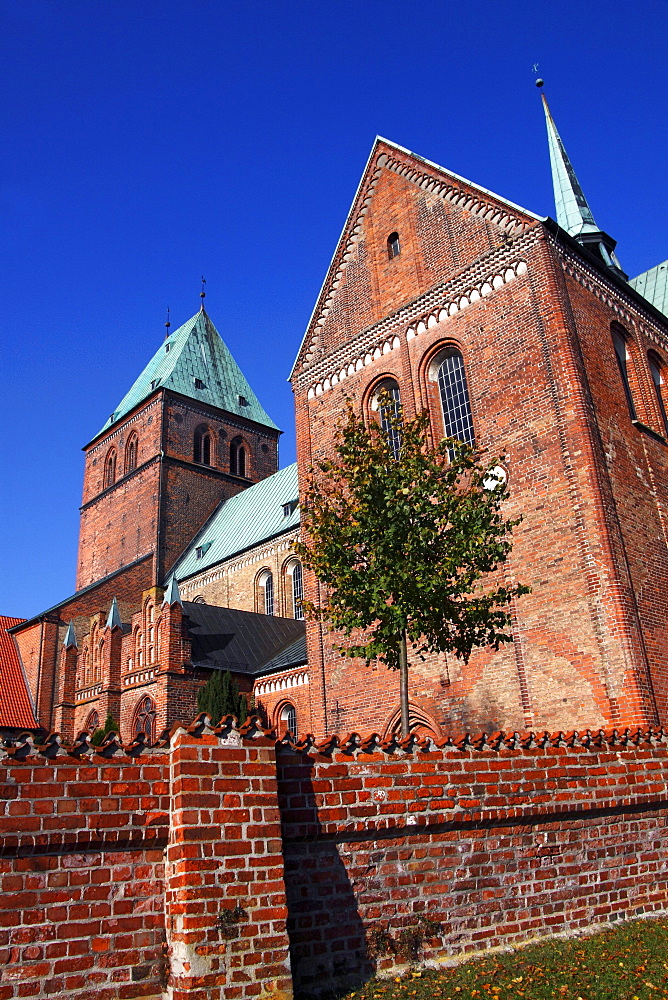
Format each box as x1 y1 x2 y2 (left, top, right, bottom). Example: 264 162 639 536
535 78 544 88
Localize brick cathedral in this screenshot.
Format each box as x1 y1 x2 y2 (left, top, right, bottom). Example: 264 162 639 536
3 93 668 745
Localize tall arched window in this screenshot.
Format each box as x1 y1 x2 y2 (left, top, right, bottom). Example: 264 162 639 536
372 379 402 460
124 433 138 474
257 569 274 616
387 232 401 259
291 561 304 620
280 703 297 737
433 349 475 453
133 695 156 743
194 425 212 465
649 352 668 437
612 325 637 420
103 448 117 489
230 437 246 477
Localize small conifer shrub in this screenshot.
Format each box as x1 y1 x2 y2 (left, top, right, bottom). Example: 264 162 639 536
90 712 119 746
196 669 248 726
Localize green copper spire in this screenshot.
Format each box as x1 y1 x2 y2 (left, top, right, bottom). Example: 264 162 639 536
540 87 627 281
96 309 279 438
63 622 77 648
162 576 182 607
106 597 122 631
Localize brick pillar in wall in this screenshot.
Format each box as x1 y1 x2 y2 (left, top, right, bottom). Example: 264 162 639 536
53 641 77 741
98 614 123 730
165 728 293 1000
156 592 198 732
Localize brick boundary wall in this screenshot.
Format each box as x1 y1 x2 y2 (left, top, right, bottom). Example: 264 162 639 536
277 726 668 996
0 723 292 1000
2 720 668 999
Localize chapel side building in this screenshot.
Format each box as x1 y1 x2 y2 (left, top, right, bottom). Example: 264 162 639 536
290 126 668 739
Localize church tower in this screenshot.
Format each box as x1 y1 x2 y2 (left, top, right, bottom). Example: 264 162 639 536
77 308 280 590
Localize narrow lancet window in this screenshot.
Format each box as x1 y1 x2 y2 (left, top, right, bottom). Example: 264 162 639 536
387 232 401 259
649 353 668 436
103 448 117 489
612 326 637 420
194 425 212 465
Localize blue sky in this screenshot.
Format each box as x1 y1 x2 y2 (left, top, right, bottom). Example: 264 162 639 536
2 0 667 619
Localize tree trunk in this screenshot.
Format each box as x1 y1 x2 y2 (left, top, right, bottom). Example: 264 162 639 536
399 631 409 737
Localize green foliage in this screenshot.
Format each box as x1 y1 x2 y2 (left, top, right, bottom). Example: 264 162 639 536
90 712 118 746
196 669 248 725
294 400 529 670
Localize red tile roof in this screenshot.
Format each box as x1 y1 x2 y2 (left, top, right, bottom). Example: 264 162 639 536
0 616 37 729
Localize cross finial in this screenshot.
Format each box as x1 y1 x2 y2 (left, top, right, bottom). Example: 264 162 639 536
164 306 171 339
200 275 206 309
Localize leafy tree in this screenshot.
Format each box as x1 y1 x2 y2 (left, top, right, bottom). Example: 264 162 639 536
197 669 248 725
294 400 529 735
90 712 119 746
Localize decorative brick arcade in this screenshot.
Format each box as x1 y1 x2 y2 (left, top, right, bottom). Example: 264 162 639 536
2 718 668 998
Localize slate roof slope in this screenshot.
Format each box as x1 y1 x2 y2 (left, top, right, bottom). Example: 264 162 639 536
0 616 37 729
183 602 306 676
172 463 300 581
96 309 279 437
630 260 668 319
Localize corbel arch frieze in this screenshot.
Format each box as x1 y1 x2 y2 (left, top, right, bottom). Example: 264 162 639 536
305 258 529 400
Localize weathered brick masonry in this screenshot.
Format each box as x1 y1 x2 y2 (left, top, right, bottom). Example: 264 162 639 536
2 720 668 998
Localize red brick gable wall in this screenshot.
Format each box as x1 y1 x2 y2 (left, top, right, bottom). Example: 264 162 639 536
294 140 538 373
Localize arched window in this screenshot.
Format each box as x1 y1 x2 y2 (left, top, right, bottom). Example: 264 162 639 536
433 349 475 453
133 696 156 743
124 433 138 475
372 379 402 460
230 437 247 477
612 326 637 420
387 232 401 260
649 352 668 437
280 703 297 737
85 710 99 734
194 425 212 465
257 569 274 616
291 561 304 620
103 448 117 489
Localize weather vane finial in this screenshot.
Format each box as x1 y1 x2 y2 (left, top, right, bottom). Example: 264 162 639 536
533 63 544 88
165 306 171 339
200 275 206 308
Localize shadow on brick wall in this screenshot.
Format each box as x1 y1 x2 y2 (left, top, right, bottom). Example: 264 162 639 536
278 750 375 999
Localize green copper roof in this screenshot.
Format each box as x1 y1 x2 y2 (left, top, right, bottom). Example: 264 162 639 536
97 309 279 437
172 462 299 582
630 260 668 319
541 93 599 238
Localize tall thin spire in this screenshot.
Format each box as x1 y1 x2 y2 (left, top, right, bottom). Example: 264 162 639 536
538 81 627 281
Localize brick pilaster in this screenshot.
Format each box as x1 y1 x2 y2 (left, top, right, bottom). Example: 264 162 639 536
165 730 293 1000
